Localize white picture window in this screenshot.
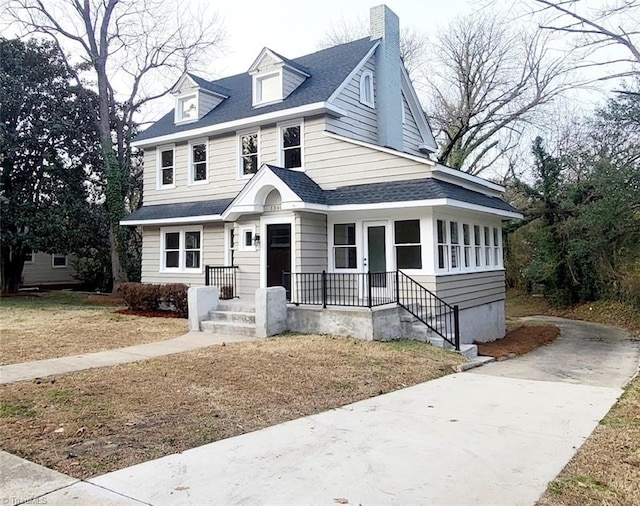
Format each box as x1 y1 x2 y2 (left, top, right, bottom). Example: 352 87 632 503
157 146 175 188
161 228 202 272
333 223 356 269
52 253 67 268
280 122 302 169
394 220 421 270
178 95 197 121
189 140 208 184
239 131 259 176
254 72 281 105
359 71 374 108
239 226 256 252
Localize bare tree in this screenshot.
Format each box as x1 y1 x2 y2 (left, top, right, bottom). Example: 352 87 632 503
422 13 574 175
531 0 640 78
7 0 224 290
318 16 428 77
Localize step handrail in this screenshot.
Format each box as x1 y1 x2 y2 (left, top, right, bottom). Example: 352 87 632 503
396 270 460 351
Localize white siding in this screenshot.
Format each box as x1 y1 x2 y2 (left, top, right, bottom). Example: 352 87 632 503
305 118 432 188
232 216 261 298
260 124 278 165
295 212 327 273
283 70 306 98
198 92 225 118
141 224 224 285
402 93 426 157
325 55 378 143
21 253 80 286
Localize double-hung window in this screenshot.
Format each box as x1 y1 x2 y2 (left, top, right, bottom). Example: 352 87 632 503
395 220 422 269
493 228 501 266
162 228 202 271
333 223 356 269
158 146 175 188
484 227 491 266
281 122 302 169
189 141 208 184
463 224 472 268
450 222 461 270
239 131 259 176
436 220 448 270
474 225 482 267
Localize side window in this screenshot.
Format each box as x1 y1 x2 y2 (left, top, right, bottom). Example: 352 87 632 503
474 225 482 267
190 141 208 183
436 220 448 270
158 146 175 188
52 253 67 268
463 224 471 268
239 132 259 176
281 123 302 169
394 220 422 269
484 226 491 266
359 71 374 108
449 221 460 270
333 223 356 269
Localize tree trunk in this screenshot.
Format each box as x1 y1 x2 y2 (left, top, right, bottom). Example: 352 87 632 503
1 246 25 293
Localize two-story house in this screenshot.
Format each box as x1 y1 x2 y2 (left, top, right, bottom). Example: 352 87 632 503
122 4 521 347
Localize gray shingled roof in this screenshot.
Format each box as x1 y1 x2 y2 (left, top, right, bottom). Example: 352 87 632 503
135 38 378 143
121 199 233 223
121 169 518 224
186 73 232 97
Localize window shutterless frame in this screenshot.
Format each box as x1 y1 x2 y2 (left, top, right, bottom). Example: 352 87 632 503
278 119 304 170
188 138 208 185
156 144 176 189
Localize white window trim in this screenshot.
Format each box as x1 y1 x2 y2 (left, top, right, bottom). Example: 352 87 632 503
331 222 358 272
238 225 256 252
52 253 67 269
175 93 199 124
237 128 261 180
188 138 209 186
359 70 375 108
277 118 304 171
24 252 34 264
434 217 504 274
159 226 203 273
393 219 423 272
224 223 235 265
156 144 176 190
252 70 283 107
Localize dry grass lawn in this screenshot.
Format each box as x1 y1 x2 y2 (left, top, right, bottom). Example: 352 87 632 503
0 291 187 365
0 334 464 478
537 374 640 506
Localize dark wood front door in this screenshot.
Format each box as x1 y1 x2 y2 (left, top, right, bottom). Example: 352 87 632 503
266 224 291 296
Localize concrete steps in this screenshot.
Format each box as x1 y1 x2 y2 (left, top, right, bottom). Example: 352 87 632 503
200 300 256 337
403 312 478 360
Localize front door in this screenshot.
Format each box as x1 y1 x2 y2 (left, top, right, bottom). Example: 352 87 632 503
363 221 390 299
266 224 291 297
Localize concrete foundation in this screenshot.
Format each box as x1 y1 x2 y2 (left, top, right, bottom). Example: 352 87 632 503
287 305 403 341
187 286 219 331
255 287 287 338
458 300 505 344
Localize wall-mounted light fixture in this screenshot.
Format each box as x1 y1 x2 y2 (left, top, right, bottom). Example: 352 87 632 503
253 233 261 247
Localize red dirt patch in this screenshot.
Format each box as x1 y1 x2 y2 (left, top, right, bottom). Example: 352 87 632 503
86 294 124 305
475 324 560 359
115 308 185 319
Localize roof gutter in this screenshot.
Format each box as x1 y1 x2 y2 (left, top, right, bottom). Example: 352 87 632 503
131 102 347 148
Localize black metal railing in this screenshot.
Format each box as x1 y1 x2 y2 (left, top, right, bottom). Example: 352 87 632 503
397 271 460 350
285 270 459 351
205 265 238 299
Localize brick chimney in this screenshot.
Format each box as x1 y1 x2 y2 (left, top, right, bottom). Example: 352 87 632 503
370 4 403 151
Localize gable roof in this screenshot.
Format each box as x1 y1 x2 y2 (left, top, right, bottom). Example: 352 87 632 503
186 73 232 97
135 38 377 143
120 199 233 225
247 47 311 76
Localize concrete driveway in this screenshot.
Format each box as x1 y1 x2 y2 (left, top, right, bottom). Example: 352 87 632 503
6 317 640 505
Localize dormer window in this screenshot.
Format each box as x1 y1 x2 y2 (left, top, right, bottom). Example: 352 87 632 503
359 71 375 108
254 71 282 106
177 95 198 122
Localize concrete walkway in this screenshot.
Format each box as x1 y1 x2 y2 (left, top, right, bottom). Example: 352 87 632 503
3 317 639 505
0 332 255 384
